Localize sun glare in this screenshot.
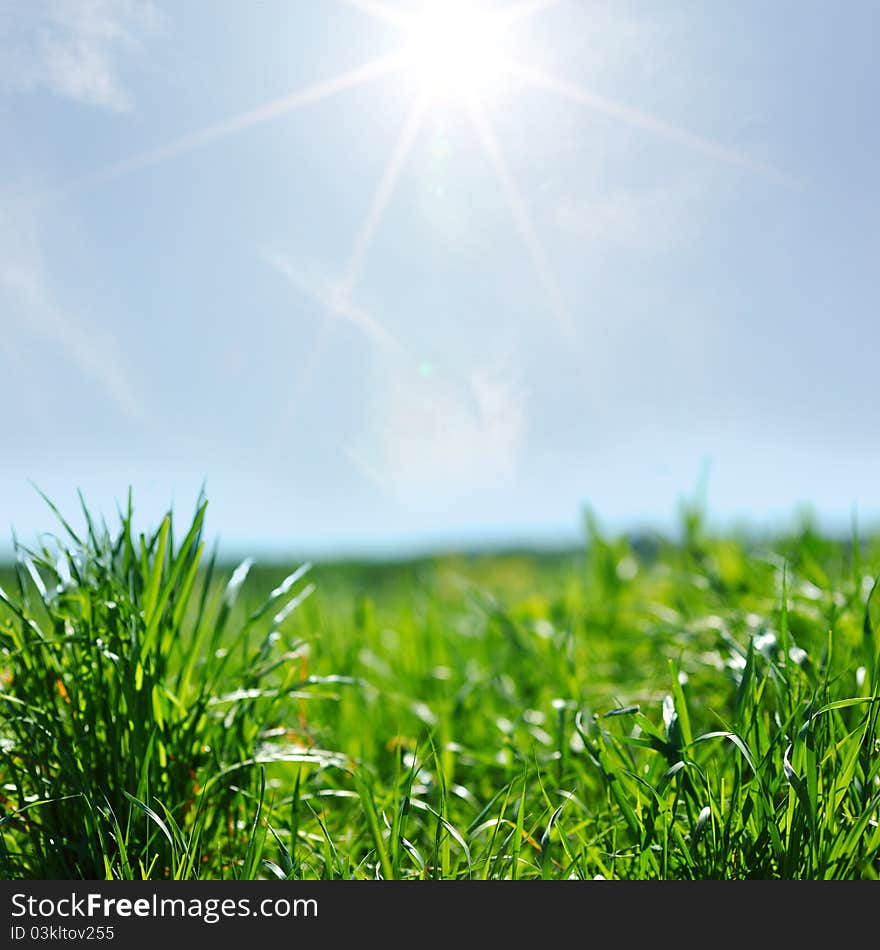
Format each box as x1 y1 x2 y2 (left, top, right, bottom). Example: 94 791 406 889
83 0 786 380
403 1 510 103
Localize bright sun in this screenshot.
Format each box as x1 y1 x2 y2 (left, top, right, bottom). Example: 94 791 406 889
403 1 510 103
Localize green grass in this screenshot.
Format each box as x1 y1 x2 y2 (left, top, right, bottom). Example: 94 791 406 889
1 493 879 879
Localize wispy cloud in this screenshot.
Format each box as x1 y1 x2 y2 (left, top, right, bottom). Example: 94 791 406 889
0 188 141 419
346 357 528 500
0 0 159 111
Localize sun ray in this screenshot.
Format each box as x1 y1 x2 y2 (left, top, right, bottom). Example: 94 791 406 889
261 248 407 443
263 249 401 353
513 63 798 188
261 248 407 429
467 102 574 339
71 54 406 189
292 315 334 410
341 93 429 295
338 0 411 30
340 442 391 494
498 0 564 28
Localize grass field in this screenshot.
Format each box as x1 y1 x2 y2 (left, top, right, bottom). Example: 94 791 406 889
1 494 879 880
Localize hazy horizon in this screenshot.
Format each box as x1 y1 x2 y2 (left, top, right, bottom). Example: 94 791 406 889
1 477 875 565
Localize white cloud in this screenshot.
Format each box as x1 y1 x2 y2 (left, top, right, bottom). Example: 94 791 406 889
0 0 159 111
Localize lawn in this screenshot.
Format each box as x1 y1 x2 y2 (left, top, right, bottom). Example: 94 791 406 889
1 494 878 879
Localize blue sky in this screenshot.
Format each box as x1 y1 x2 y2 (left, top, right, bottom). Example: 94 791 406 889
2 0 878 558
